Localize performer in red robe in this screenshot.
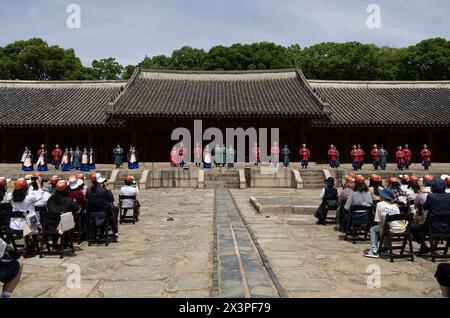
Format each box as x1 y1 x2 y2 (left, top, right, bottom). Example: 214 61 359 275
270 142 280 166
51 144 63 170
350 145 359 171
193 142 202 167
395 146 406 171
403 144 412 170
251 143 260 166
357 144 365 169
178 143 187 168
327 145 338 168
420 144 432 171
371 144 381 171
299 144 310 169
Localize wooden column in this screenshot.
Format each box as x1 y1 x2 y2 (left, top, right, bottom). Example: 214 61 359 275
87 128 93 147
1 129 8 163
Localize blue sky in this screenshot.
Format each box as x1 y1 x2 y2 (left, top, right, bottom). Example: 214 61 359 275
0 0 449 66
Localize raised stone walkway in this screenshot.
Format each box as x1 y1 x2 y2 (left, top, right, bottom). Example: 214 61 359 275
214 189 279 297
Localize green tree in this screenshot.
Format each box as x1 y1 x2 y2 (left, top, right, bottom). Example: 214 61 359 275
91 57 124 80
171 46 206 70
138 55 173 69
122 64 136 79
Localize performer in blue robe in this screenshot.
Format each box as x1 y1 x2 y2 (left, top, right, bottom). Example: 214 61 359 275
36 144 48 171
127 146 140 169
88 148 96 170
80 147 90 171
113 144 124 168
73 147 82 170
61 148 71 171
281 144 290 167
21 149 34 171
69 147 74 170
226 145 235 168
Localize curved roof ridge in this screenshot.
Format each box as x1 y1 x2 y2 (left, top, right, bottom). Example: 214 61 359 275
308 79 450 89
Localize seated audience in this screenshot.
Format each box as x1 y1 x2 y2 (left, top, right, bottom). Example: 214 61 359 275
315 177 338 225
28 174 51 209
414 175 434 224
344 175 373 223
68 176 87 209
47 175 60 195
336 175 355 230
0 238 22 298
10 178 43 231
369 174 383 203
364 188 405 258
411 179 450 254
0 177 12 203
119 176 140 220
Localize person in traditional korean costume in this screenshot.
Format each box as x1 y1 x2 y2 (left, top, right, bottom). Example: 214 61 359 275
88 148 96 170
222 144 227 167
251 143 260 166
194 142 202 167
403 144 412 170
214 144 223 167
80 147 90 171
421 144 432 171
327 144 338 168
170 147 178 167
334 146 340 168
178 143 186 168
226 145 235 168
203 145 212 169
281 144 290 167
61 148 71 171
22 149 34 171
127 146 139 169
299 144 310 169
73 147 82 170
51 144 62 170
113 144 124 168
20 146 28 167
371 144 381 171
69 147 74 170
357 144 365 169
350 145 359 171
271 142 280 166
379 145 388 170
395 146 405 171
36 144 48 171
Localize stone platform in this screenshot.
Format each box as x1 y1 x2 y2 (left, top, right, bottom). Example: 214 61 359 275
249 197 322 215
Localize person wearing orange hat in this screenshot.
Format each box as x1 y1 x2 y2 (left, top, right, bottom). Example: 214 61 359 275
336 176 355 230
408 176 421 193
369 174 383 202
343 174 373 229
48 175 60 195
0 177 12 203
387 177 408 208
46 180 81 249
119 175 140 222
421 144 432 171
36 144 48 172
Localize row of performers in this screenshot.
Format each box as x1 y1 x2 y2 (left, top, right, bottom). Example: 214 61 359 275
20 145 96 172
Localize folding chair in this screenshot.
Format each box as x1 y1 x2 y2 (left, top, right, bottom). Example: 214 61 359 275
344 205 373 244
119 195 139 224
39 210 75 259
0 203 12 240
379 213 414 262
338 199 347 232
323 197 339 224
428 214 450 262
86 210 117 246
5 211 40 256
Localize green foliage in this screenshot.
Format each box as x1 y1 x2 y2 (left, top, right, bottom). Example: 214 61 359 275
0 37 448 81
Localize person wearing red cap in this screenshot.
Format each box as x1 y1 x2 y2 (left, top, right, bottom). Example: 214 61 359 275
36 144 48 172
421 144 432 171
46 180 81 248
371 145 381 171
47 175 60 195
0 177 12 203
327 145 338 169
343 175 373 229
51 144 62 170
299 144 310 169
119 175 140 222
403 144 412 170
369 174 383 202
350 145 359 171
395 146 405 171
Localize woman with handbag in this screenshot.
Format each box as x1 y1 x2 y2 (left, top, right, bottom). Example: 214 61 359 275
0 238 22 298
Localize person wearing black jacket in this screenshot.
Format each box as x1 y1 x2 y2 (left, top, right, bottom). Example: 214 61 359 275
315 177 338 225
411 179 450 254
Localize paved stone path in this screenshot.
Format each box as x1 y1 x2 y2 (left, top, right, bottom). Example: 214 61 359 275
230 188 443 298
11 189 214 298
214 189 278 297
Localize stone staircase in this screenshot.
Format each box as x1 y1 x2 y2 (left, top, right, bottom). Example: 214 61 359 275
299 170 325 189
204 169 240 188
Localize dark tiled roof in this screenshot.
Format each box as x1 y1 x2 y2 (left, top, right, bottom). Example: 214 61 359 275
108 69 327 118
0 81 126 127
309 81 450 127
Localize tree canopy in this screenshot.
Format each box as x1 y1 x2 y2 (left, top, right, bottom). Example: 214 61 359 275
0 38 448 81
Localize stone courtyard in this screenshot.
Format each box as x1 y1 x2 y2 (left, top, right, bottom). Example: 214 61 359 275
7 187 445 298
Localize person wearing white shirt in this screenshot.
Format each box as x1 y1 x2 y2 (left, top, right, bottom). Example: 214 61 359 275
10 179 43 231
119 176 140 220
0 177 12 203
